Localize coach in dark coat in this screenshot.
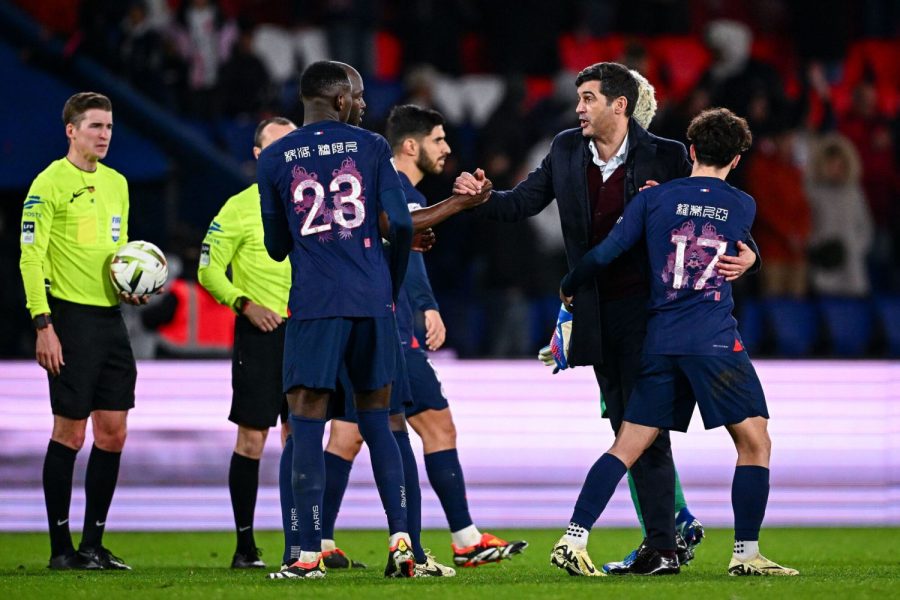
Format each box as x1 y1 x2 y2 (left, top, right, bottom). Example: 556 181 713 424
455 62 759 567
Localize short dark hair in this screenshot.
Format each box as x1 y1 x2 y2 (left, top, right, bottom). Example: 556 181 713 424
299 61 351 101
253 116 295 148
62 92 112 126
575 62 638 117
687 108 753 167
385 105 445 151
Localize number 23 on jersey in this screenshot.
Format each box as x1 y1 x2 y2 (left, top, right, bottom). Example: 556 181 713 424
292 163 366 239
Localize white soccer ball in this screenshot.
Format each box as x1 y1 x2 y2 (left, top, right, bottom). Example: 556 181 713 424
109 240 168 296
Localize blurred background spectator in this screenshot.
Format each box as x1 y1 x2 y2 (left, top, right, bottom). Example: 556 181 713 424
2 0 899 358
806 134 874 298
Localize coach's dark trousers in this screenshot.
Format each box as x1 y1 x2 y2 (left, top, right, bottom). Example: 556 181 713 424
592 294 676 551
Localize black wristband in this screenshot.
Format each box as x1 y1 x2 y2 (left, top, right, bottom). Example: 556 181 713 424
33 313 52 330
233 296 250 314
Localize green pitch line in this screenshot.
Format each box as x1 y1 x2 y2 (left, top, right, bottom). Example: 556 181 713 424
0 528 896 599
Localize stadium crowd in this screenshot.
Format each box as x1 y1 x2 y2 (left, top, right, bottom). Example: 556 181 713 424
5 0 900 358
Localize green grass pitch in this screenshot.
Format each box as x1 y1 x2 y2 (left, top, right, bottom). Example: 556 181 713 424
1 528 896 599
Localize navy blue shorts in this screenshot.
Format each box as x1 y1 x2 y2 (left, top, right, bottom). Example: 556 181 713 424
625 352 769 432
283 316 397 394
404 347 449 418
338 340 411 422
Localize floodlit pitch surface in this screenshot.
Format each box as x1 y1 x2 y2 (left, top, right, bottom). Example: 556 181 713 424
1 528 896 599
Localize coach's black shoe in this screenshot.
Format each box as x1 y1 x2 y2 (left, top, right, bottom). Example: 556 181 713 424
606 543 680 576
78 545 132 570
48 552 103 570
675 532 695 566
231 547 266 569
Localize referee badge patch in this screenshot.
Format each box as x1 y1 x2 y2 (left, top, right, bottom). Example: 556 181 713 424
111 215 122 242
200 243 211 266
22 221 35 244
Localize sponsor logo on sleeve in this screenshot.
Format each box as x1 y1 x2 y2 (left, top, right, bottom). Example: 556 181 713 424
200 243 211 266
22 221 35 244
207 220 223 236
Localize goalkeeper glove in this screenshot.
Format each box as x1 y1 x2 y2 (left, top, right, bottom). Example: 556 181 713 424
537 303 572 374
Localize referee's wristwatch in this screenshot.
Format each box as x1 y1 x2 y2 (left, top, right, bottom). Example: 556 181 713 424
233 296 250 314
33 313 52 330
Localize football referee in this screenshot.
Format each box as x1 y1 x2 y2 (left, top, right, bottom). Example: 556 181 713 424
197 117 296 569
19 92 152 570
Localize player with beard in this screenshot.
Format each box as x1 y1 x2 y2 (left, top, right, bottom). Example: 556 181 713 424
322 103 528 572
275 63 493 577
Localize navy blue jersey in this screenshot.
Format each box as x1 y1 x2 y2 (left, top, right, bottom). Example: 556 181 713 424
395 172 438 347
258 120 403 320
564 176 756 355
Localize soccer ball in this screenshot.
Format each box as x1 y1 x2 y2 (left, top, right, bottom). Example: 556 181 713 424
109 240 168 296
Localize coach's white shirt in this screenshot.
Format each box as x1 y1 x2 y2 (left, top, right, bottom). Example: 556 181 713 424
589 133 629 182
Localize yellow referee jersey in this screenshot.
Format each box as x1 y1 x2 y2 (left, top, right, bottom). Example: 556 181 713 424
19 158 129 317
198 184 291 318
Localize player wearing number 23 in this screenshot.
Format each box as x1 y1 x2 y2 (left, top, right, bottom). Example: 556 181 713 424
256 61 414 579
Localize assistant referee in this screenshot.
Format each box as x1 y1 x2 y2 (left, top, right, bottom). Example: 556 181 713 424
19 92 153 571
197 117 296 569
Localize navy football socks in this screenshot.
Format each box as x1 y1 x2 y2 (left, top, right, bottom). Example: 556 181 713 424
279 435 300 565
570 453 628 530
356 408 407 535
288 414 327 553
732 465 769 541
321 451 353 541
424 448 474 532
394 431 426 562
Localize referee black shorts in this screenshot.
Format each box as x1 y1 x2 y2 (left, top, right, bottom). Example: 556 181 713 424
48 297 136 420
230 315 288 429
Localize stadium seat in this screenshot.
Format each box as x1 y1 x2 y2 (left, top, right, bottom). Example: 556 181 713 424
373 30 403 81
524 76 555 111
217 119 257 163
874 295 900 357
647 36 710 102
835 39 900 114
736 298 764 355
763 298 818 357
817 297 874 357
558 34 626 73
362 79 405 121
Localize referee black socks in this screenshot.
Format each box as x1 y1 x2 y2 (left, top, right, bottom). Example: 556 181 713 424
43 440 77 557
229 452 260 553
81 444 122 550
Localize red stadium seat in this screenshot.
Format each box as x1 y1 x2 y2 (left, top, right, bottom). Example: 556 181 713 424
647 36 711 102
558 33 626 73
751 36 801 98
373 30 403 81
835 39 900 114
461 32 490 74
524 76 554 111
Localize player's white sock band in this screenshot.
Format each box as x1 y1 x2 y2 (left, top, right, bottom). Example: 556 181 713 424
389 532 411 549
451 524 482 548
733 540 759 560
298 550 320 564
321 539 336 552
290 546 301 560
565 523 589 550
